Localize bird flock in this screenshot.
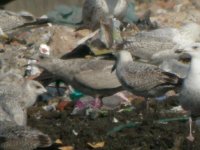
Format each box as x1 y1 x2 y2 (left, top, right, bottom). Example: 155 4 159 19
1 0 200 149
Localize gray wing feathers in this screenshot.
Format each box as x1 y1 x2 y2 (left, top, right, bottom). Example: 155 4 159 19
74 68 120 89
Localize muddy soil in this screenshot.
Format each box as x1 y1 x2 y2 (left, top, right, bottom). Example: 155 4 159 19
28 98 200 150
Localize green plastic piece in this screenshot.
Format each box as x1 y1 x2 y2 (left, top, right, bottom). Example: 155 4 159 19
107 116 189 135
156 116 189 123
107 122 141 135
70 90 84 101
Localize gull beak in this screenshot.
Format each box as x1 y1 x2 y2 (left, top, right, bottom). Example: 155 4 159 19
0 33 8 40
111 51 118 72
175 49 183 54
111 62 117 73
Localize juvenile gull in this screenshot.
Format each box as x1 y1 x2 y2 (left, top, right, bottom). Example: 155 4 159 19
30 54 124 107
175 43 200 141
0 121 52 150
118 23 200 63
112 51 181 108
0 73 47 125
0 10 33 32
82 0 127 30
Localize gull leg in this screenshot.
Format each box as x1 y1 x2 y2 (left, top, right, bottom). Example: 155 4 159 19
55 80 62 96
145 97 149 111
187 117 195 142
115 92 131 106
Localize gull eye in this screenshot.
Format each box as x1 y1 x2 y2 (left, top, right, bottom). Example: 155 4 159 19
36 85 41 89
39 55 45 59
192 46 198 50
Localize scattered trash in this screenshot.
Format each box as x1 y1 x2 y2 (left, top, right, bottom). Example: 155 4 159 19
71 96 94 115
59 146 74 150
56 100 71 111
87 141 105 149
72 129 78 136
39 43 51 55
170 105 186 113
40 86 66 101
69 89 84 101
108 116 189 135
156 116 189 124
47 5 82 26
55 139 63 144
42 102 57 111
117 106 135 113
113 117 119 123
162 105 187 114
107 122 141 136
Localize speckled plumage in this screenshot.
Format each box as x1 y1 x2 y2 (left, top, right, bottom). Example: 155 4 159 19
120 23 200 62
114 51 181 98
0 121 52 150
82 0 127 30
0 10 31 32
0 73 46 125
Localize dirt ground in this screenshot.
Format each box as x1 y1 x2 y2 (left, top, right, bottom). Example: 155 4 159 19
28 97 200 150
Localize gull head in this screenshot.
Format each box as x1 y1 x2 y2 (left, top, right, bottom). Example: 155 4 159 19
175 43 200 58
114 50 133 62
27 80 47 95
112 50 133 72
27 53 53 70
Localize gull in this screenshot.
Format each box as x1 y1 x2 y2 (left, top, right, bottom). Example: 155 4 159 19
81 0 127 30
0 9 32 32
0 72 47 125
29 54 128 108
0 121 52 150
112 50 182 109
118 23 200 63
175 43 200 141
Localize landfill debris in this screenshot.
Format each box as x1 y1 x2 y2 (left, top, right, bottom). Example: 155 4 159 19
113 117 119 123
56 100 71 111
72 129 78 136
69 89 84 101
108 116 189 135
55 139 63 144
42 102 57 111
87 141 105 149
47 5 82 26
59 146 74 150
71 96 94 115
117 106 135 113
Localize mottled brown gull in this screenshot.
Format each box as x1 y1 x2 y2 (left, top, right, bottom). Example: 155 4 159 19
0 121 52 150
30 54 124 107
82 0 127 30
0 9 32 32
175 43 200 141
112 50 181 109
